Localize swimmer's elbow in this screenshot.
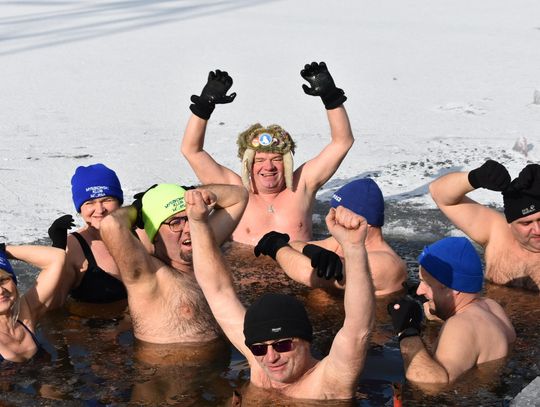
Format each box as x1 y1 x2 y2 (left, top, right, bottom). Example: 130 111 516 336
428 180 439 200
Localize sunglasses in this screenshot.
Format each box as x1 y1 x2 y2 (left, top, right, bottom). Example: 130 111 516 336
248 338 294 356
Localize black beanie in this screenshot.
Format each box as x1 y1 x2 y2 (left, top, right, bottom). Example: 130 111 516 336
502 164 540 223
503 190 540 223
243 293 313 346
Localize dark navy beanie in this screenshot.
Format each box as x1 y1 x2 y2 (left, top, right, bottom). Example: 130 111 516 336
330 178 385 226
0 250 17 285
244 293 312 346
71 163 124 212
418 237 483 293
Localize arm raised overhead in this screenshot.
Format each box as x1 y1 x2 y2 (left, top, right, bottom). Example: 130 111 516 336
297 62 354 192
316 206 375 396
7 245 66 326
186 188 250 358
429 160 511 246
181 70 241 186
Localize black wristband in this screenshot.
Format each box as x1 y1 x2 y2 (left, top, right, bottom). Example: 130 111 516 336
321 88 347 110
467 171 481 189
398 327 420 342
189 101 215 120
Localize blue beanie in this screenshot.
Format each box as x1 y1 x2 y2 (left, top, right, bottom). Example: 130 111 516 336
330 178 384 226
0 250 17 285
71 163 124 212
418 237 483 293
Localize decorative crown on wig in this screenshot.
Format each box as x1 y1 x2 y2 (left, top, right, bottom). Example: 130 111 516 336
236 123 296 191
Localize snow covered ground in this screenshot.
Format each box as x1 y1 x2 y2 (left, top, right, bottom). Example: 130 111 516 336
1 0 539 243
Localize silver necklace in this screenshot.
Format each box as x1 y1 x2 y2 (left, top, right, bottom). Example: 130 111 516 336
259 194 277 214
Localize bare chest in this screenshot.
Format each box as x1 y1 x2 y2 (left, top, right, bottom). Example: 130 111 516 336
233 193 313 245
485 244 540 291
128 270 220 343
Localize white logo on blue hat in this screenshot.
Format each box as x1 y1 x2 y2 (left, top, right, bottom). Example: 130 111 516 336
271 327 282 333
258 133 273 146
86 185 110 199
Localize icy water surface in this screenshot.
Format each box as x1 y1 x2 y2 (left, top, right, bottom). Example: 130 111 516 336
0 201 538 406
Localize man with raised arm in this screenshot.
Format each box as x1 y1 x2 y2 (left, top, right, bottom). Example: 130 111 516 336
253 178 407 296
388 237 515 386
187 188 375 400
99 183 248 345
430 160 540 291
181 61 354 245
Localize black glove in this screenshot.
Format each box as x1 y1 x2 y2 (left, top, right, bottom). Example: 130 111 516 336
189 70 237 120
0 243 5 253
48 214 75 249
402 280 427 303
387 297 423 341
302 244 343 281
468 160 511 191
301 61 347 109
132 184 157 229
254 231 290 260
513 164 540 194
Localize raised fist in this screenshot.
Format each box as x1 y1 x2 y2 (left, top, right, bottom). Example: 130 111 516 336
48 214 75 249
190 69 237 120
301 61 346 109
468 160 511 191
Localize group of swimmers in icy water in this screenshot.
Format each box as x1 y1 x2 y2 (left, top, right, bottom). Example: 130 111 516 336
1 61 539 402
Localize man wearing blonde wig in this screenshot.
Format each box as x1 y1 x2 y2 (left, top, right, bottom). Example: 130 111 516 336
100 183 248 345
181 61 355 245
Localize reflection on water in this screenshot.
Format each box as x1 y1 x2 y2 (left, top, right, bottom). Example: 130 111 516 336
1 201 539 406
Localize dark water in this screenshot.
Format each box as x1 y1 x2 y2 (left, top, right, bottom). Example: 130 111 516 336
1 201 539 406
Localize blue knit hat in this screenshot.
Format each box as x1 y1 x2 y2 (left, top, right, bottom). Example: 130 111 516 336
0 250 17 285
418 237 483 293
71 164 124 212
330 178 384 226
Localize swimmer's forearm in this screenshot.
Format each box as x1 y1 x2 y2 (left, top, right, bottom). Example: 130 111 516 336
342 243 374 333
191 221 234 294
275 245 314 286
201 184 247 209
100 207 150 281
400 336 450 384
190 217 247 350
181 114 208 157
327 106 354 148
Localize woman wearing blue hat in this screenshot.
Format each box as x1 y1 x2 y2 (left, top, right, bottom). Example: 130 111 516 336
0 243 65 362
46 163 143 307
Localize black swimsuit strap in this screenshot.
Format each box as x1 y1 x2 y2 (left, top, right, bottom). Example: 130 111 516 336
16 320 40 347
71 232 98 269
0 320 40 362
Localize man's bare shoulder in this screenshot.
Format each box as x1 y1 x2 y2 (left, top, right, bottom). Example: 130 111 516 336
437 313 478 347
368 246 404 266
367 249 407 295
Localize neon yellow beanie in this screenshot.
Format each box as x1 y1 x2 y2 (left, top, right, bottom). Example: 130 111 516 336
142 184 186 242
